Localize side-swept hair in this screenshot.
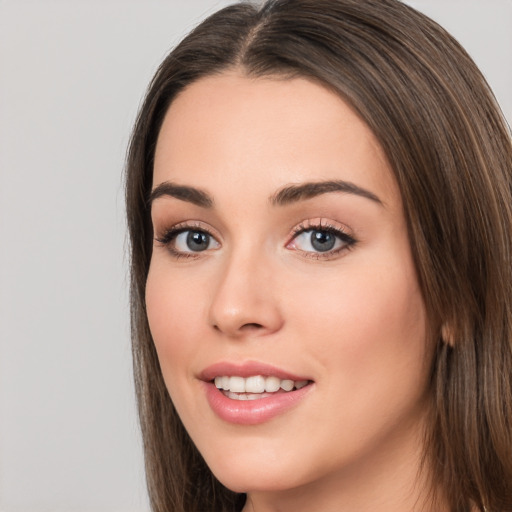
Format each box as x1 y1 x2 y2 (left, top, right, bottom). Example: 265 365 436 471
126 1 512 510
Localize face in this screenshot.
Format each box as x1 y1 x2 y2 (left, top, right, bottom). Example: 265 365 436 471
146 72 431 502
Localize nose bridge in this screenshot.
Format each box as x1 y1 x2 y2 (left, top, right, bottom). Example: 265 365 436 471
208 240 282 337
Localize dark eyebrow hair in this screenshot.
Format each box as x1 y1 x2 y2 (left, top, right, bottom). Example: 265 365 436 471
149 181 213 208
270 180 383 206
149 179 382 210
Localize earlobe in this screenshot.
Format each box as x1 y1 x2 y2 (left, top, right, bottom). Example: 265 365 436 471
441 323 455 346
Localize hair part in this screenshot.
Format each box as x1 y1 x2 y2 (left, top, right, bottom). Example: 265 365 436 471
126 1 512 510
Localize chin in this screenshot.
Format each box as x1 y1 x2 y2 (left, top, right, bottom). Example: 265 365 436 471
203 448 307 494
214 469 299 495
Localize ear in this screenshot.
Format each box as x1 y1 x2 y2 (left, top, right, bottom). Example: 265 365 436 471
441 323 455 346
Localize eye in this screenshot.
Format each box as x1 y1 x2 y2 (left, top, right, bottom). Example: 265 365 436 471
293 229 344 252
155 226 220 257
174 230 218 252
287 222 356 258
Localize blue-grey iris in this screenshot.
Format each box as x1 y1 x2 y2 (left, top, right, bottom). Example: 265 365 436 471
187 231 210 251
311 230 336 252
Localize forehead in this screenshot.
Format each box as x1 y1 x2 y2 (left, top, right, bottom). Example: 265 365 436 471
153 71 400 208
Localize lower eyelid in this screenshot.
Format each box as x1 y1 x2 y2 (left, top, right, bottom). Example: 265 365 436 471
293 241 356 262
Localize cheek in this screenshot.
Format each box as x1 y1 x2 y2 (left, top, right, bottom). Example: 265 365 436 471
145 263 206 385
286 252 428 381
280 255 430 468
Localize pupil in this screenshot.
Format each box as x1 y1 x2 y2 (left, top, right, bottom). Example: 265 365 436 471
187 231 209 251
311 230 335 252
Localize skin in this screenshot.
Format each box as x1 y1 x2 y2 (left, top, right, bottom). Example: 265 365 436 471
146 71 439 512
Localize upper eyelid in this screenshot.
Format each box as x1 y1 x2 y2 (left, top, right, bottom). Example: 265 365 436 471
154 217 355 244
289 218 352 236
154 220 220 238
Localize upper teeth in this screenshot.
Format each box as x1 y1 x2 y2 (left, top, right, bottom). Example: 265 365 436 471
214 375 308 393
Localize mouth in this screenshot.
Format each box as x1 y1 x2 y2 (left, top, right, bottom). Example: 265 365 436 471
213 375 310 401
200 362 314 425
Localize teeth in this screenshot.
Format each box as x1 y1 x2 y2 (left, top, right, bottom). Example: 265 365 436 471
265 376 281 392
214 375 309 393
226 391 269 401
229 376 245 393
281 379 294 391
246 375 266 393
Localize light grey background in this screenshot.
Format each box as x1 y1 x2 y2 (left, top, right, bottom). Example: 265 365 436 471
0 1 510 511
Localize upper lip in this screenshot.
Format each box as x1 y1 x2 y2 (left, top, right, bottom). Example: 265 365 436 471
199 361 311 382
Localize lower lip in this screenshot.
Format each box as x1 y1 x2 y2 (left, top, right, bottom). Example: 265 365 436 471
202 381 313 425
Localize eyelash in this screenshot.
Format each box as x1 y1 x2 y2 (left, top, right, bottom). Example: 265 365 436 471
154 220 357 260
288 220 357 260
154 222 213 260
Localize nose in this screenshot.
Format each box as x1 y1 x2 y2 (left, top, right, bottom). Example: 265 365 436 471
208 249 284 338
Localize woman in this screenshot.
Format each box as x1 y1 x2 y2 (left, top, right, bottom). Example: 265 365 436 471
125 0 512 510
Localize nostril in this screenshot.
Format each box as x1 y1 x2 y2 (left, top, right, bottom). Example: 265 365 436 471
212 321 267 336
241 323 264 330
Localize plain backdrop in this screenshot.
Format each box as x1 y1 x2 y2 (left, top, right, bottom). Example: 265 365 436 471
0 1 510 511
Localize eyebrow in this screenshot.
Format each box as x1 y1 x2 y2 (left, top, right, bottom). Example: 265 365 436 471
149 179 383 209
270 180 383 206
149 181 214 208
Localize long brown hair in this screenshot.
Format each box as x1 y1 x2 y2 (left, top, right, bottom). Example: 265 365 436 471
125 1 512 510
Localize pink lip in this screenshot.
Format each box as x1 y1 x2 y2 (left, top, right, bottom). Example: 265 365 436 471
199 361 314 425
199 361 310 382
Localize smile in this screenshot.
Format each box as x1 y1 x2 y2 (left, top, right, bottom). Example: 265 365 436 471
214 375 309 399
200 362 314 424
